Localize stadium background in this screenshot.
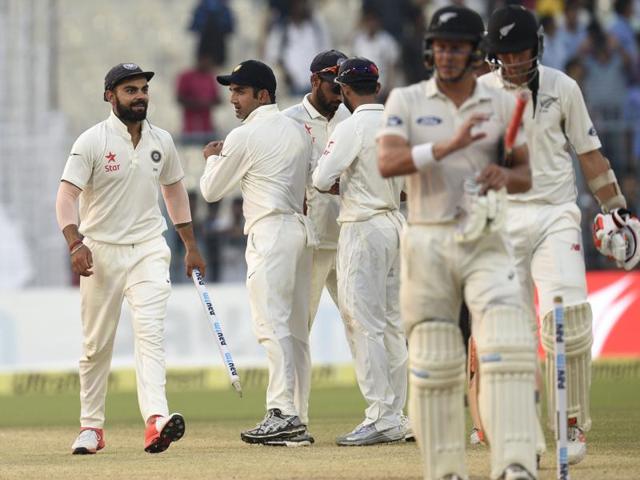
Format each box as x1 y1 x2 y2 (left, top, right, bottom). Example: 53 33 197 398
0 2 639 478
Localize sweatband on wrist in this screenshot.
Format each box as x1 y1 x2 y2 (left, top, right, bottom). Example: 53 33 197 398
411 143 435 171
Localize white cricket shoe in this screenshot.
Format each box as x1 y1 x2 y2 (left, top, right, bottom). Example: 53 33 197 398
500 464 535 480
400 415 415 442
567 422 587 465
71 427 105 454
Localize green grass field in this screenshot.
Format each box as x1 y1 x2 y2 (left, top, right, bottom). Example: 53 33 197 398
1 368 639 479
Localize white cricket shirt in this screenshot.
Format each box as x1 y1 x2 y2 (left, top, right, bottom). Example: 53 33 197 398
61 110 184 244
200 104 312 233
312 104 404 223
378 78 525 224
283 96 350 248
479 66 601 205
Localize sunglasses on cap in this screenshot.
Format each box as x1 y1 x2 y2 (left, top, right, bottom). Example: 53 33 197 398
314 64 340 76
339 63 379 77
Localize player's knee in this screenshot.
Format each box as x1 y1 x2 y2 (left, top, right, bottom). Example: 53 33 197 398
476 305 536 375
408 320 466 390
541 302 592 356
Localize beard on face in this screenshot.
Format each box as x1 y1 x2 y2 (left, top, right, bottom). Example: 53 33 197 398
115 95 148 122
316 84 341 115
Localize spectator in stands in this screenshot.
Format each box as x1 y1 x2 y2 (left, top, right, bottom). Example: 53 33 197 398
352 5 400 101
582 20 629 170
176 51 220 145
400 4 429 85
557 0 588 63
264 0 330 95
188 0 235 67
540 15 569 71
608 0 638 82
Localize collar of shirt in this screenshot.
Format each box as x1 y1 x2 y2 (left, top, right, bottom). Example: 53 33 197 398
107 110 150 139
424 77 493 108
353 103 384 114
243 104 280 124
302 94 326 120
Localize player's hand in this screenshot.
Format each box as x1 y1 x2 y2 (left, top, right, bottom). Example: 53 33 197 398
328 179 340 195
450 113 489 152
203 141 223 159
477 164 509 194
71 245 93 277
185 248 206 278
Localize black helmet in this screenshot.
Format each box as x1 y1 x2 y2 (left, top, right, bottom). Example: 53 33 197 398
485 5 542 55
424 6 485 67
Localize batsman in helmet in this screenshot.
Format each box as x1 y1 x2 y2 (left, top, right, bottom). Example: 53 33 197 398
479 4 640 466
378 5 538 480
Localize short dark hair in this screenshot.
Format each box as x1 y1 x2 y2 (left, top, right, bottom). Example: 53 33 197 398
615 0 632 15
348 82 378 95
251 86 276 104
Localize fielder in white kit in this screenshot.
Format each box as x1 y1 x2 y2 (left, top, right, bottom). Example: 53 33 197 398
55 63 206 454
378 6 538 479
480 5 640 465
199 60 316 447
283 50 350 332
312 57 408 446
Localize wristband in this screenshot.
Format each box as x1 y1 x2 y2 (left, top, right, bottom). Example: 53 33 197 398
70 244 85 256
69 239 83 253
411 143 435 171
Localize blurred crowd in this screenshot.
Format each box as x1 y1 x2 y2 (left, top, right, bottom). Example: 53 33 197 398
166 0 640 282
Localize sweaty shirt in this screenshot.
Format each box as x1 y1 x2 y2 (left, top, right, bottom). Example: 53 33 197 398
312 104 404 223
61 110 184 244
200 104 312 233
283 96 350 248
378 78 525 225
479 66 601 205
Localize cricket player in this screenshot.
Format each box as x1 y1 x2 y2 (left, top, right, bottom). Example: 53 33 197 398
480 5 640 465
312 57 408 446
281 50 349 428
56 63 206 454
199 60 316 447
378 6 538 479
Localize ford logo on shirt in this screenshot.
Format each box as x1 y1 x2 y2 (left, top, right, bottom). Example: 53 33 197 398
387 115 403 126
416 116 442 126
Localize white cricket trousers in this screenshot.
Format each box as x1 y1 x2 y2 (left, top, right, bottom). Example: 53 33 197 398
337 212 408 430
308 247 339 329
245 214 313 423
79 235 172 428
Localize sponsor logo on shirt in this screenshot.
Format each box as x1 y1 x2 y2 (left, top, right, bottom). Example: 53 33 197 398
151 150 162 162
571 243 581 252
588 126 597 136
416 116 442 126
387 115 403 126
323 140 335 156
104 151 120 172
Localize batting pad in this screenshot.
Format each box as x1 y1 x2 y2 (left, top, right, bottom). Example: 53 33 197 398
408 321 468 480
476 306 537 479
541 302 593 432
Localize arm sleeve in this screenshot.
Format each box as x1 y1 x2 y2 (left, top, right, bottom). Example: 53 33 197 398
55 180 81 230
200 128 251 203
377 88 411 140
161 179 192 225
312 120 360 191
159 132 185 185
563 80 602 155
61 133 94 190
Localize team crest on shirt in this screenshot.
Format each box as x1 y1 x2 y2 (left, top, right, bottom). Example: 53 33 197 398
538 94 558 113
387 115 403 126
150 150 162 162
416 116 443 126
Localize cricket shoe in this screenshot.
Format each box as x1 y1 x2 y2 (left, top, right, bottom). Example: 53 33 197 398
263 427 315 447
469 427 486 445
336 422 405 446
240 409 305 444
499 464 535 480
144 413 185 453
567 418 587 465
71 427 105 454
400 415 415 442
